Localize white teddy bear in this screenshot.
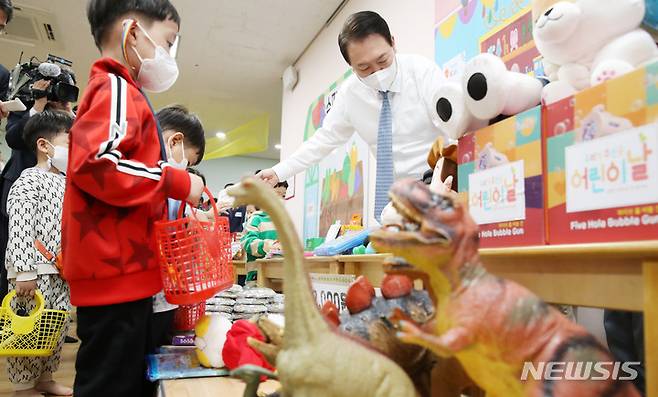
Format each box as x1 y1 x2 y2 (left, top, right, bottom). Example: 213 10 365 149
534 0 658 104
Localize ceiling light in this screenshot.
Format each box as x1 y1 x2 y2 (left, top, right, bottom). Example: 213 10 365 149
275 144 282 150
215 131 226 140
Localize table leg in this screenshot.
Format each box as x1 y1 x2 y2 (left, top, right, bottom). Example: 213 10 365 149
328 261 342 275
343 262 357 276
643 260 657 397
257 262 265 288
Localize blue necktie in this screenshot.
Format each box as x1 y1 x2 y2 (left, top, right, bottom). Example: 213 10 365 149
374 91 394 222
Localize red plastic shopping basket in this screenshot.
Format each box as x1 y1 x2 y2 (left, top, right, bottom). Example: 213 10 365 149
173 302 206 331
155 188 233 305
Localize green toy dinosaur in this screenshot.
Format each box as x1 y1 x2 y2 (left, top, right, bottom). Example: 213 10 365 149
228 178 417 397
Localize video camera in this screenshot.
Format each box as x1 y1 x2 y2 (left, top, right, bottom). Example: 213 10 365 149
8 54 79 105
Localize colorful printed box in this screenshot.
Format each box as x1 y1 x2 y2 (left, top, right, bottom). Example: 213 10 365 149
457 106 545 248
545 62 658 244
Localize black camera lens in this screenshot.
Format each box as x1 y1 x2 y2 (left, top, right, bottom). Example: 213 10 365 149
53 82 79 103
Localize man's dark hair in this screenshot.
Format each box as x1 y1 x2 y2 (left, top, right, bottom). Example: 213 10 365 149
422 169 433 185
23 111 73 155
87 0 180 49
0 0 13 24
338 11 393 64
157 104 206 164
187 167 206 186
254 170 262 175
275 181 289 189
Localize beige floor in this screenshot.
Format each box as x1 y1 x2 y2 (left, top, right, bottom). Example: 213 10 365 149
0 329 78 396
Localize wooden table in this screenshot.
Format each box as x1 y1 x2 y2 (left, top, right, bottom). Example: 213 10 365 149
233 259 247 284
338 254 392 286
161 377 279 397
255 256 341 290
254 241 658 396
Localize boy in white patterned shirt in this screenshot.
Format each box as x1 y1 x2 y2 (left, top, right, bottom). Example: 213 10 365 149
5 111 73 397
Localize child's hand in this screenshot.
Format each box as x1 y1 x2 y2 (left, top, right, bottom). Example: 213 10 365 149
187 174 204 206
16 280 37 297
193 209 209 222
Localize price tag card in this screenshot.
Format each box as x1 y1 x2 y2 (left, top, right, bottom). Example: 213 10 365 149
310 273 355 313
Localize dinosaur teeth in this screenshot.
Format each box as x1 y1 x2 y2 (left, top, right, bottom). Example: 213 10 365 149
404 221 420 232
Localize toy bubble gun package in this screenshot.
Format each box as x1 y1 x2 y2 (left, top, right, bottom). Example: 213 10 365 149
313 227 376 256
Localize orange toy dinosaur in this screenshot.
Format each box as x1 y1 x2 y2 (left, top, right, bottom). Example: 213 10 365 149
370 179 641 397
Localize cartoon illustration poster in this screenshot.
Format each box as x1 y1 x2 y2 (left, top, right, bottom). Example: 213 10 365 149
317 136 368 237
434 0 542 80
302 70 370 242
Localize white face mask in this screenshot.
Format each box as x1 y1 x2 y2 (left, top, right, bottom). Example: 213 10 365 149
359 59 398 91
46 141 68 173
167 137 188 170
130 23 180 93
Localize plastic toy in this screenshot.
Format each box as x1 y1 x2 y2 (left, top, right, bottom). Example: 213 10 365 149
194 314 232 368
313 227 376 256
229 365 278 397
370 179 641 397
228 178 416 397
334 274 480 397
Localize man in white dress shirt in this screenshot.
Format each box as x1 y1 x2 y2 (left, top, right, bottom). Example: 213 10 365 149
259 11 447 216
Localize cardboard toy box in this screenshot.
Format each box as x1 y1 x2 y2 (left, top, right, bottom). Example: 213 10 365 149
544 63 658 244
457 106 545 248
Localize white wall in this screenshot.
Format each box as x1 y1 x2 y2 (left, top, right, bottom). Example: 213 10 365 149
195 156 277 194
279 0 436 238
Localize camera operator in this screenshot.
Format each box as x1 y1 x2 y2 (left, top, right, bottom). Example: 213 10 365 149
0 0 14 118
0 79 73 300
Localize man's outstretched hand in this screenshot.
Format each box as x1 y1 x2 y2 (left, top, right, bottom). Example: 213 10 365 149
256 169 279 187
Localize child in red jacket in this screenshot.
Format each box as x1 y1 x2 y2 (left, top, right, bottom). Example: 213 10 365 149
62 1 204 396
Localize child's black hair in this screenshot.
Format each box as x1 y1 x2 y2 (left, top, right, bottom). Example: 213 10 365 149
87 0 180 49
187 167 206 186
275 181 289 189
0 0 13 24
22 111 73 155
156 104 206 163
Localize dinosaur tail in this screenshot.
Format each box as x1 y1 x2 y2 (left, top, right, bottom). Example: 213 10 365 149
542 334 639 397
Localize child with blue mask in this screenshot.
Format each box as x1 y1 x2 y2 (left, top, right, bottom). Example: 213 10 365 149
151 105 206 350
